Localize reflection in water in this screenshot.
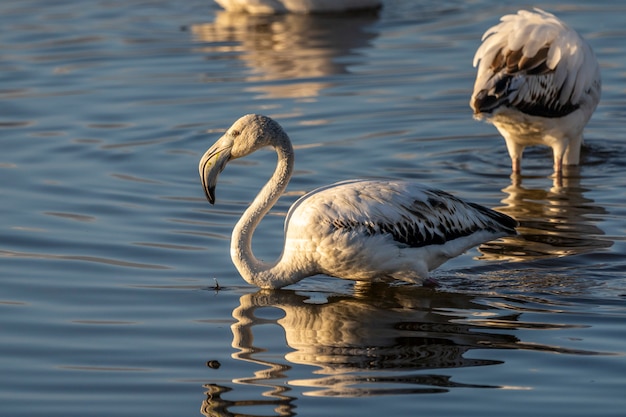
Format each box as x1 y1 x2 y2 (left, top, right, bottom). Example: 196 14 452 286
201 383 295 417
479 172 612 261
201 284 606 415
191 11 378 98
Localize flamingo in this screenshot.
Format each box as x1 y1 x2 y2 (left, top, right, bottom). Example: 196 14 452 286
199 114 517 289
212 0 381 14
470 8 601 174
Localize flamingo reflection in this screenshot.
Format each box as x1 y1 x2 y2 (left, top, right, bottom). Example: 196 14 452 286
200 284 612 416
479 171 612 261
191 11 378 99
200 285 508 417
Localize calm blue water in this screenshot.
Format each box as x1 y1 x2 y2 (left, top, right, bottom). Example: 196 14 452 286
1 1 625 416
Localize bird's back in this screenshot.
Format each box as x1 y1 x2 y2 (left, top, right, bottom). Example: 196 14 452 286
285 179 516 257
279 179 516 283
471 8 600 120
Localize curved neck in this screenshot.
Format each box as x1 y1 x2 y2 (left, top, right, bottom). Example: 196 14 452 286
230 137 303 288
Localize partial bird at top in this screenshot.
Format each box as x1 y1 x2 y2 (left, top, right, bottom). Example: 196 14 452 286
199 114 517 289
470 8 601 175
213 0 382 14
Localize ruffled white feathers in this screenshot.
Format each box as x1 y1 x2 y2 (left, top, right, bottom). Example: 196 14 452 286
471 9 601 173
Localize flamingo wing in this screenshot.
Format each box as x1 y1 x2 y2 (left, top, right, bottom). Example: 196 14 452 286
471 8 600 119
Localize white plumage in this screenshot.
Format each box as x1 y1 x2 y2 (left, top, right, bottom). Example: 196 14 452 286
213 0 381 14
470 8 601 174
199 114 517 289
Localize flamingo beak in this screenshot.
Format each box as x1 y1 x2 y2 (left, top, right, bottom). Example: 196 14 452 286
199 137 232 205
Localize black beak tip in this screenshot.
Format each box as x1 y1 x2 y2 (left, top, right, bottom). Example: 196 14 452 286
203 186 216 205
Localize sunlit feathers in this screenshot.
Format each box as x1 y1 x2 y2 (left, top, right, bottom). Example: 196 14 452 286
199 114 517 289
471 8 601 174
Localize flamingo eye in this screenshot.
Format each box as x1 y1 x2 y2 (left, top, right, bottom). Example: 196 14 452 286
230 129 240 137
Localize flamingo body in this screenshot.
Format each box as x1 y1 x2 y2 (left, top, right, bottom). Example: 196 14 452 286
213 0 381 14
200 114 517 289
470 8 601 174
283 179 516 282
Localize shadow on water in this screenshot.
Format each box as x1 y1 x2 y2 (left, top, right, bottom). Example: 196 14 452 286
200 283 611 416
478 169 613 262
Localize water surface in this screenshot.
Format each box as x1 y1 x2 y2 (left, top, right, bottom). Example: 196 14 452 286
1 1 625 416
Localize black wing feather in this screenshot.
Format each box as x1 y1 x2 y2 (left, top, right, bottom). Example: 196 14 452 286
328 188 517 248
